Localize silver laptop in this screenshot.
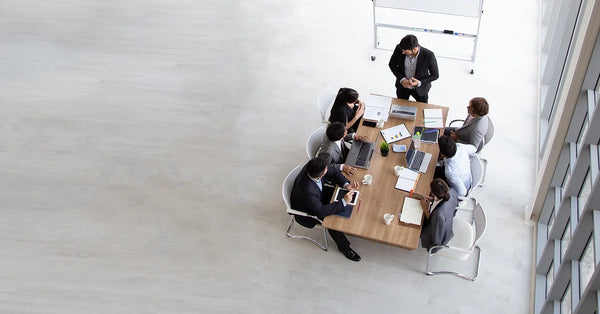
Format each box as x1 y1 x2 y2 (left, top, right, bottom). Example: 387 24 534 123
345 140 375 169
405 141 432 173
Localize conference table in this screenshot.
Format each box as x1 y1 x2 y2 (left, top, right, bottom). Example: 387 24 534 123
322 96 449 250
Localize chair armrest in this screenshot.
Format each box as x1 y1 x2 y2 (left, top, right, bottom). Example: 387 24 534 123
287 208 324 224
456 196 476 211
448 119 465 127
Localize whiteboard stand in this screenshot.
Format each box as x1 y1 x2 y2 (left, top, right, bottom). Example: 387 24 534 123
371 0 484 74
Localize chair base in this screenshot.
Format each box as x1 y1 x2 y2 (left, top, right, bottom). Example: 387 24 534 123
286 216 328 251
425 246 481 281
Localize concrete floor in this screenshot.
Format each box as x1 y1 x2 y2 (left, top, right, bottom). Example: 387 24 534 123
0 1 537 313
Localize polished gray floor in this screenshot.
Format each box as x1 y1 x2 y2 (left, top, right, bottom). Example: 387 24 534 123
0 1 537 313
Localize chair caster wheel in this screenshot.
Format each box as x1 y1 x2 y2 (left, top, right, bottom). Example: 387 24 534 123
371 56 376 61
470 69 474 74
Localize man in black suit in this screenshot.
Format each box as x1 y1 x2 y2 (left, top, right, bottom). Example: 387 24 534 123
290 157 361 261
316 122 367 176
388 34 439 103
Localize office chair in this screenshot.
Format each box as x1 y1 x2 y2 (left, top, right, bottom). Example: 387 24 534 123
317 85 338 124
465 154 484 199
426 202 487 281
282 166 329 251
306 126 327 159
447 117 494 154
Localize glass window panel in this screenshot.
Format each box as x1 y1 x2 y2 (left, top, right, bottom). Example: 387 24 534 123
549 209 556 237
547 261 554 297
579 236 594 297
562 221 571 261
578 115 589 152
562 283 572 314
579 170 592 217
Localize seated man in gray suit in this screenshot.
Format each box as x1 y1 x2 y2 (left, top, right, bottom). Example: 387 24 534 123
444 97 493 152
419 178 458 252
316 122 367 175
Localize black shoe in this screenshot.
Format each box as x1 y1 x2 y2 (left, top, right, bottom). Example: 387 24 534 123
340 247 361 262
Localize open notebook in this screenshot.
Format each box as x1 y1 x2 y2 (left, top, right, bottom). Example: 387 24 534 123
399 197 423 226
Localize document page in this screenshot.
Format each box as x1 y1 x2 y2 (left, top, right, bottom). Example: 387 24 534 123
423 109 444 128
400 197 423 225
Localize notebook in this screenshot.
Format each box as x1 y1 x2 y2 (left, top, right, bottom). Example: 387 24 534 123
413 126 440 143
394 167 420 192
399 197 423 225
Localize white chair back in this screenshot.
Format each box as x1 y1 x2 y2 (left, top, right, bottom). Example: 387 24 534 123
472 203 487 246
306 126 327 159
317 85 339 123
282 166 302 213
467 154 484 198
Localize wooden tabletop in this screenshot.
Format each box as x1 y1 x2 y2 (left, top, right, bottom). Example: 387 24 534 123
322 97 449 249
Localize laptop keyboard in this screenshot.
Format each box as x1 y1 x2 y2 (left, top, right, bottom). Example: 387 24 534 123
356 143 371 166
410 151 425 170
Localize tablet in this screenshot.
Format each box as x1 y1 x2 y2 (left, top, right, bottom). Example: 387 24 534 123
333 187 359 206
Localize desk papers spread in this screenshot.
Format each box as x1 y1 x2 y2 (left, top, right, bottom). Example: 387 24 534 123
363 95 391 122
400 197 423 225
394 167 420 192
380 124 411 144
423 109 444 128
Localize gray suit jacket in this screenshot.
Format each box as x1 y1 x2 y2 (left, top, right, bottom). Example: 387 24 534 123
455 115 493 152
420 188 459 250
316 134 353 169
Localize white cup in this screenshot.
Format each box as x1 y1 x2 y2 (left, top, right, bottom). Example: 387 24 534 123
394 165 404 176
376 119 384 128
362 174 373 185
384 213 394 225
413 137 421 148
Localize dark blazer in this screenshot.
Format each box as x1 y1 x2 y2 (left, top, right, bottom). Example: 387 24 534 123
316 133 354 169
388 46 439 97
290 165 349 228
454 115 493 152
420 188 459 250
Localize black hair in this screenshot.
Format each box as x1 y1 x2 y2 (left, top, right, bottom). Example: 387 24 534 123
306 157 328 178
326 122 346 141
332 87 359 109
430 178 450 201
438 135 457 158
399 35 419 50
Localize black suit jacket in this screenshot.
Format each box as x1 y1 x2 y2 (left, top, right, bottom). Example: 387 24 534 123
388 46 439 97
290 165 349 228
420 188 458 250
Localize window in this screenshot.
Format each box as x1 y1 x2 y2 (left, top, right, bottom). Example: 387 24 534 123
549 209 556 237
561 221 571 261
562 283 572 314
578 170 592 217
547 261 554 297
579 236 594 297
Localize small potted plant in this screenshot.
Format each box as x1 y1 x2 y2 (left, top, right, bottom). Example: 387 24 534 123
380 141 389 157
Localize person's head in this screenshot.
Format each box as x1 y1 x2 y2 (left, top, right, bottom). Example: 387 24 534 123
326 122 347 141
306 157 328 178
468 97 489 117
430 178 450 201
334 87 359 106
399 35 419 55
438 135 457 158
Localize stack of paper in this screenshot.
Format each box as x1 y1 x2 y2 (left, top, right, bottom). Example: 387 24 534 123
394 167 420 192
380 124 411 144
423 109 444 128
363 95 391 122
400 197 423 225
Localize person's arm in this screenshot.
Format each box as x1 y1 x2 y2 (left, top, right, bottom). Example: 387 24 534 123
346 102 364 129
417 49 439 85
445 165 467 197
388 45 405 79
303 185 347 217
464 118 488 149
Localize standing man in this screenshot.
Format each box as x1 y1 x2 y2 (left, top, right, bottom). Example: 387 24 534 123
388 34 439 103
291 157 362 261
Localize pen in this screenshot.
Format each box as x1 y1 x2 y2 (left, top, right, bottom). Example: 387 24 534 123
423 120 436 123
356 199 361 213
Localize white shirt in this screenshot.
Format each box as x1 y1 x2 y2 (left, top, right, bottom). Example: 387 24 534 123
443 143 476 196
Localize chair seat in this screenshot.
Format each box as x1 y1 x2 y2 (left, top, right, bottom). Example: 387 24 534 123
438 218 474 260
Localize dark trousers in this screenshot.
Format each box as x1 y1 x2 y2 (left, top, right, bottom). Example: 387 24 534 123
396 87 428 103
295 216 351 250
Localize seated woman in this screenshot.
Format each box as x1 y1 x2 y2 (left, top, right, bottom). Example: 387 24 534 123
328 87 365 133
419 178 459 252
444 97 493 152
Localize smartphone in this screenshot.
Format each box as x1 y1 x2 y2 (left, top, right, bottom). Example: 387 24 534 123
362 120 377 127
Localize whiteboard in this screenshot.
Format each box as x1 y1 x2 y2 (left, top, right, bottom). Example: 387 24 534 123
375 0 482 17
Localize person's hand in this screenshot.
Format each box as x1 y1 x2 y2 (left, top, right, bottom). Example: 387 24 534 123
449 130 458 142
342 165 357 175
346 181 360 191
420 198 431 213
401 79 412 88
343 190 355 203
356 102 365 116
353 134 368 142
410 77 419 87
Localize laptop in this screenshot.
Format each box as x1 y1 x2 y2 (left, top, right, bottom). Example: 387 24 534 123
345 140 375 169
405 141 432 173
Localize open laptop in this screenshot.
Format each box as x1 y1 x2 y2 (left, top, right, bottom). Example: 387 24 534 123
345 140 375 169
405 141 432 173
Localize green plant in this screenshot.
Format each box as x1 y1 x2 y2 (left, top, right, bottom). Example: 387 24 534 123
379 141 389 152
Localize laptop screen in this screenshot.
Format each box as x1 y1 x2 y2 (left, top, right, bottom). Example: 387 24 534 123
405 141 416 165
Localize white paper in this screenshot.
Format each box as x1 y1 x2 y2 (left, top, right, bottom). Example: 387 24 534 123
423 109 444 128
363 95 392 108
394 168 419 192
380 124 411 144
363 106 390 122
400 197 423 225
